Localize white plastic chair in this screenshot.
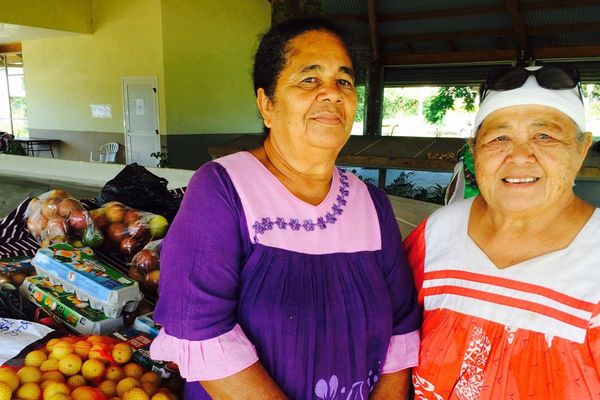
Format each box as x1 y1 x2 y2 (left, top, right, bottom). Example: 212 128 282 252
90 142 119 163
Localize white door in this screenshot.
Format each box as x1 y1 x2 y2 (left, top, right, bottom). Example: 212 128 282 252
122 77 160 167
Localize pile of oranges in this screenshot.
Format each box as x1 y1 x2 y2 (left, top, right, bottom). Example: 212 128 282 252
0 336 179 400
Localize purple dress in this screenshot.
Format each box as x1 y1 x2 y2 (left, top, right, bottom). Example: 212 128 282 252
152 152 420 400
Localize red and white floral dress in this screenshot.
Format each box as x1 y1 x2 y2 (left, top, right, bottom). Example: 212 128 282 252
404 198 600 400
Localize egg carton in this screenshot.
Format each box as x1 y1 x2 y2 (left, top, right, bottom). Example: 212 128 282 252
32 243 142 318
20 275 125 335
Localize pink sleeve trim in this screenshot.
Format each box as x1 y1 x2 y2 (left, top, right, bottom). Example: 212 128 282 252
149 324 259 381
381 330 420 374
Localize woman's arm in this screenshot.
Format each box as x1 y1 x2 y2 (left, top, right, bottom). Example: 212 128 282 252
369 369 411 400
201 361 288 400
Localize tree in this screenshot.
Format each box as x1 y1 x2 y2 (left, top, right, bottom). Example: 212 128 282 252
383 94 418 119
423 86 478 125
354 85 365 122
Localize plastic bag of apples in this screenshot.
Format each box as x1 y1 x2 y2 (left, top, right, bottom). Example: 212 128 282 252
25 189 104 249
90 202 169 261
129 240 161 295
0 334 181 400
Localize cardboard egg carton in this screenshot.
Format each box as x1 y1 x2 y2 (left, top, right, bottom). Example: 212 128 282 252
20 275 125 335
32 243 142 318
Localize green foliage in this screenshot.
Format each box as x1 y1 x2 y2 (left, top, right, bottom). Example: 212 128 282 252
423 86 478 125
383 172 447 205
582 84 600 101
383 94 418 118
150 146 171 168
354 85 365 122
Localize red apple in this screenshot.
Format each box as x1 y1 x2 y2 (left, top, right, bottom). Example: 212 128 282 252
58 198 84 217
123 210 141 224
46 217 69 238
41 198 61 219
92 212 108 231
69 209 89 231
106 223 128 244
127 219 148 239
132 249 159 272
120 236 143 258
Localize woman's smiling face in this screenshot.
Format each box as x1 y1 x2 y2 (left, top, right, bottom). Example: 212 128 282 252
473 104 592 213
257 30 357 154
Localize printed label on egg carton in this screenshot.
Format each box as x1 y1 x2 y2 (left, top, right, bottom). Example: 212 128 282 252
32 243 142 318
0 256 35 287
20 275 125 335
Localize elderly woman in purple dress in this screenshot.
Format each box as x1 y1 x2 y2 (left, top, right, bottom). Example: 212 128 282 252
150 18 420 400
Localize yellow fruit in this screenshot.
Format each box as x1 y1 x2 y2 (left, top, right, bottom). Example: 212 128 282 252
52 341 75 359
105 365 124 381
16 382 42 400
97 380 117 397
82 359 106 381
123 387 149 400
40 358 60 371
17 366 42 384
74 341 92 359
0 381 12 400
86 336 108 345
66 374 87 389
43 381 71 399
140 382 157 396
42 370 66 382
123 363 143 379
61 337 77 344
150 393 171 400
116 377 140 396
71 386 106 400
46 338 61 352
47 393 73 400
58 354 83 376
25 350 48 367
0 367 19 391
139 372 160 386
88 344 111 363
112 344 133 364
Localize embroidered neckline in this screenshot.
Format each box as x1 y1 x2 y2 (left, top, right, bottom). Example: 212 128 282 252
252 169 350 243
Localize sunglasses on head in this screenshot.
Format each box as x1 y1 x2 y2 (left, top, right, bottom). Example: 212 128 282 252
479 65 582 102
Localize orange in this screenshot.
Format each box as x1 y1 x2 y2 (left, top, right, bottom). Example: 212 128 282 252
74 340 92 359
140 382 158 396
0 367 19 391
43 381 71 399
17 366 42 384
112 343 133 364
58 353 83 376
16 382 42 400
47 393 73 400
0 381 12 400
116 377 140 396
105 365 124 381
150 392 171 400
122 387 149 400
72 385 107 400
66 374 87 389
123 363 144 379
41 370 66 382
82 358 106 381
24 350 48 367
97 380 117 397
52 340 75 359
88 344 112 363
46 338 61 352
140 372 160 386
40 358 60 371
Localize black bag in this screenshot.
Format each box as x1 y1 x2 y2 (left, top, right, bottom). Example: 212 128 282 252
97 163 182 221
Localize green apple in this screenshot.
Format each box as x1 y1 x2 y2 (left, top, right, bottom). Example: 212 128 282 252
149 215 169 238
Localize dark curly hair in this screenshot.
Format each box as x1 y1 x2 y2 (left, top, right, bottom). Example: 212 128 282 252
253 17 349 101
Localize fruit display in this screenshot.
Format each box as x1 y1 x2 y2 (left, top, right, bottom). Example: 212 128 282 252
1 335 181 400
25 189 104 249
128 241 161 294
91 202 169 261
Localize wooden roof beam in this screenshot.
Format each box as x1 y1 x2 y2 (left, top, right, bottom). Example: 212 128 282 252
506 0 528 50
521 0 600 11
367 0 379 61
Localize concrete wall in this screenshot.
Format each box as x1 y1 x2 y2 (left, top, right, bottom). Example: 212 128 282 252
22 0 166 161
160 0 270 134
0 0 91 33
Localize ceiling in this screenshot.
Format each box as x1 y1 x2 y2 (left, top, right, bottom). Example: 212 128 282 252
322 0 600 67
0 23 78 46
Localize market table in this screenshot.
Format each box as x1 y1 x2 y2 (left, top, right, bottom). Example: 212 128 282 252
13 137 61 158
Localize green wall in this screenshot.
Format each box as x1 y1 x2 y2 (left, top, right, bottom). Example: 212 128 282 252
22 0 166 135
161 0 270 134
0 0 91 33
